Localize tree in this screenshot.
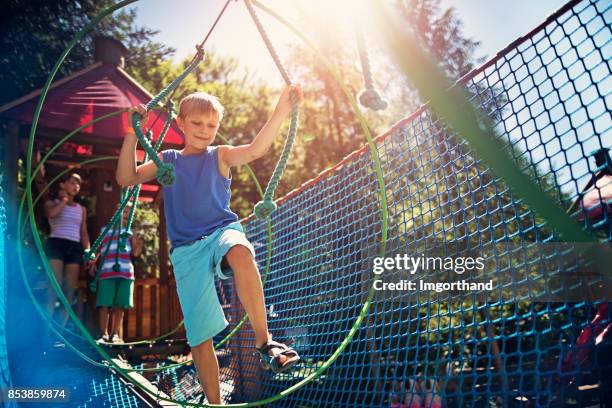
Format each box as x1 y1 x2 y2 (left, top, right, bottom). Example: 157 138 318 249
0 0 174 106
262 0 487 196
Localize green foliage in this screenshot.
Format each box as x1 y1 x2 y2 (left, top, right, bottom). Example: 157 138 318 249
131 202 160 278
263 0 489 201
0 0 174 106
398 0 483 79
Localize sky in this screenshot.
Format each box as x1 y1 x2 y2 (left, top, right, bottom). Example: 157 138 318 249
129 0 569 86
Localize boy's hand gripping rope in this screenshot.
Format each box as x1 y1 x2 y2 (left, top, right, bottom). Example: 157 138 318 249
245 0 300 220
118 101 176 252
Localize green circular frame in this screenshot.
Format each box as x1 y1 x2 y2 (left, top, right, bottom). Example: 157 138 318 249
20 0 389 406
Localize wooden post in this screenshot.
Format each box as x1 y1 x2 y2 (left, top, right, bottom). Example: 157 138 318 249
158 201 170 336
91 168 120 235
151 283 158 336
135 284 143 338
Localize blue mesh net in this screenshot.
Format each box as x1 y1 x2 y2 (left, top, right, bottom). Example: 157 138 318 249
215 0 611 406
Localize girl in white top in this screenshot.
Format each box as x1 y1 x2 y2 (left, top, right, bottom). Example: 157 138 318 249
44 173 91 332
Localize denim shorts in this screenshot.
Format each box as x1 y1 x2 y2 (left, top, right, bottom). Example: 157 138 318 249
46 237 83 265
169 222 256 347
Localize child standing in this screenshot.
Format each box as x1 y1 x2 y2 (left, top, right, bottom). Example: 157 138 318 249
92 202 143 344
44 173 91 332
116 84 303 404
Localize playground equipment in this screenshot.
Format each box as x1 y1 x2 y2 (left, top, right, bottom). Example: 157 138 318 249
9 0 612 406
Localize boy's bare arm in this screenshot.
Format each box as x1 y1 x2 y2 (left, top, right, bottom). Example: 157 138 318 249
116 132 159 186
116 106 163 187
220 84 303 168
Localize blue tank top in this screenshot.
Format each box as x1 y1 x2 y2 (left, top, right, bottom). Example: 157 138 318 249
161 147 238 249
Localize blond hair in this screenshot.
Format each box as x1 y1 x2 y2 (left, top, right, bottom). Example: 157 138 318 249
178 92 224 121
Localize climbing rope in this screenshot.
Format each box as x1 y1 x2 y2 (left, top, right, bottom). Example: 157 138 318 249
131 56 201 187
244 0 300 220
356 28 388 111
120 101 174 251
111 188 128 272
83 142 147 262
118 187 136 252
86 100 175 262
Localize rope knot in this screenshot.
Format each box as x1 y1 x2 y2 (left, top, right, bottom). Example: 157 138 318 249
157 162 176 186
118 230 133 252
165 100 176 118
195 44 205 61
254 199 277 220
83 249 97 262
358 88 388 111
112 263 121 272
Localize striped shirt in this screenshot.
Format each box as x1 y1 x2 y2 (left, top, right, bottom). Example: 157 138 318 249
49 200 82 242
99 226 134 280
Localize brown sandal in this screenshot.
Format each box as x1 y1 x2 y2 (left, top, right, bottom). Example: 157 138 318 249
256 340 301 373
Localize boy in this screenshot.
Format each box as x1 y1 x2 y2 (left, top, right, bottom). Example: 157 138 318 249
116 84 303 404
91 201 142 344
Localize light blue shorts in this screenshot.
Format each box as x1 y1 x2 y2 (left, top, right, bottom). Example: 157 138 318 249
169 222 256 347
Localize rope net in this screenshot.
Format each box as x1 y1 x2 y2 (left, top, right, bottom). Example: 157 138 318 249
194 0 609 405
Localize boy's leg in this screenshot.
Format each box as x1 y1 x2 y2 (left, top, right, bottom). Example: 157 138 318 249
110 307 124 337
191 339 221 404
224 245 269 345
98 307 110 337
111 278 133 339
96 279 116 339
225 245 292 365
